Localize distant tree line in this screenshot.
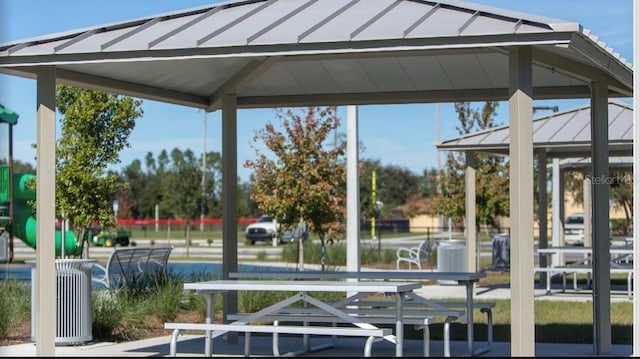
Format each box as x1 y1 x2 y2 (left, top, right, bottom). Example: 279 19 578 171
9 94 633 235
111 148 437 222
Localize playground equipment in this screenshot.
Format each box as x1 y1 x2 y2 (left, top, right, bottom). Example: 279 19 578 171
0 104 82 262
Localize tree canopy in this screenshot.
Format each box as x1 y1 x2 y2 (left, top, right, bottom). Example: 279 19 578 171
55 85 142 239
429 102 509 230
244 106 346 269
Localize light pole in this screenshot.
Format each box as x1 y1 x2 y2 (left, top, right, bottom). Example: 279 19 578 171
199 109 207 232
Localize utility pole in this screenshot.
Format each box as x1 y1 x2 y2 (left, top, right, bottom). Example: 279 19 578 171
371 170 376 240
200 109 207 232
435 103 444 231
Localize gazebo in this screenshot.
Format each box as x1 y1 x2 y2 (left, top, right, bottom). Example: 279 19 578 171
437 99 633 249
0 0 633 356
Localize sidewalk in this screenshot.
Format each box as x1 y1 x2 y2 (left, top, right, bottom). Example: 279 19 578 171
0 332 632 357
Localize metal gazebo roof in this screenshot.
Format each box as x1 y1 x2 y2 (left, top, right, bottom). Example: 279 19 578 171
436 100 633 158
0 0 632 111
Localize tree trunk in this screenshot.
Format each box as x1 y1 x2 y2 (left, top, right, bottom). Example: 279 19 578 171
297 218 305 271
186 221 191 257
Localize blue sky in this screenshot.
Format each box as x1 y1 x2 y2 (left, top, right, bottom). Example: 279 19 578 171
0 0 633 182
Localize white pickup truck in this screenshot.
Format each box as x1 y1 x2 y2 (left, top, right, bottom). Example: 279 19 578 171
244 215 308 245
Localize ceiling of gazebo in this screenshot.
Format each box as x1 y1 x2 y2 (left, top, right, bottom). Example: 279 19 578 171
0 0 632 111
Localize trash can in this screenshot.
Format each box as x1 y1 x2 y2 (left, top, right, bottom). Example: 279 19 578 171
0 232 8 263
491 233 510 270
437 240 466 285
28 259 97 345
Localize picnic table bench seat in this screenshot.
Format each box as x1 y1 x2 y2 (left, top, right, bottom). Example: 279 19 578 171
228 305 464 357
164 321 391 357
92 246 173 289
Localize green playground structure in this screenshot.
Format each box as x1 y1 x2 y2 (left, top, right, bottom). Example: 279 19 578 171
0 104 82 261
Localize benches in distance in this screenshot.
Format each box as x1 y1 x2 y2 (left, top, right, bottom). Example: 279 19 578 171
163 322 391 357
92 246 174 289
534 264 633 298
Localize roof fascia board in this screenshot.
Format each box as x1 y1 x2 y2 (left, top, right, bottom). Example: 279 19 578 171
568 33 633 89
531 47 632 97
0 32 573 64
437 144 632 158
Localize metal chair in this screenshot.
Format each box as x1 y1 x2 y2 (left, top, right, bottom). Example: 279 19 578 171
396 240 437 270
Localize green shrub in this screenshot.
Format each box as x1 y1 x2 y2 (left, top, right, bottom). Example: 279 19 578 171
256 251 267 261
92 291 124 340
611 218 631 235
239 290 290 313
0 280 30 339
281 241 395 267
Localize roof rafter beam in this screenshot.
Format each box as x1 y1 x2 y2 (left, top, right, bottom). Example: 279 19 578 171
54 68 208 108
280 46 498 62
205 56 278 111
235 85 597 109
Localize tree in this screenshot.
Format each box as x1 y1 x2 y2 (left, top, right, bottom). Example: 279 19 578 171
610 171 633 231
55 85 142 256
244 106 346 270
564 169 633 233
203 150 223 217
161 148 202 256
358 159 423 231
429 102 509 231
13 160 35 174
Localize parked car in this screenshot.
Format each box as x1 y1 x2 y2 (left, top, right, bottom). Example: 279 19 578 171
564 213 584 246
244 215 308 245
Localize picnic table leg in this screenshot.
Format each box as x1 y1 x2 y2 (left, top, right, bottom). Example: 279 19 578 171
395 292 404 357
466 282 474 356
205 293 214 356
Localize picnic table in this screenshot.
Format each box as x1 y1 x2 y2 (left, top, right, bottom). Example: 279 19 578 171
229 270 490 356
167 279 421 357
536 246 633 296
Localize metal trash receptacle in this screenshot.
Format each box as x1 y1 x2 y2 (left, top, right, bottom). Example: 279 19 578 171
0 232 8 263
491 233 510 270
29 259 97 345
437 241 466 285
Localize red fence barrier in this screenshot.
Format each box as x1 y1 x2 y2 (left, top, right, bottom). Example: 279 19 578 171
116 218 257 226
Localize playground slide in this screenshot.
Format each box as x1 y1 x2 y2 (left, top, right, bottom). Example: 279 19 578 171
11 173 82 257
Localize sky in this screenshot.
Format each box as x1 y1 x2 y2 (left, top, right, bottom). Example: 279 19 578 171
0 0 634 182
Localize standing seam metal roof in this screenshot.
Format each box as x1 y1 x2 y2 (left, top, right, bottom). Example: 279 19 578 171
436 100 633 158
0 0 632 111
